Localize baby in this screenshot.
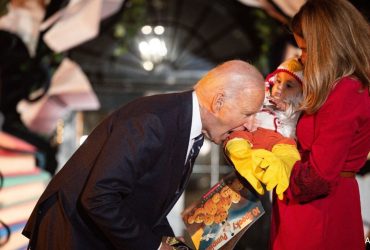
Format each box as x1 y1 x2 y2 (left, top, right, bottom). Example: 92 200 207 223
224 58 303 199
251 57 303 138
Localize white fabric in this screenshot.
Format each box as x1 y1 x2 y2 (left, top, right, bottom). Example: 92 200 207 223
255 91 301 139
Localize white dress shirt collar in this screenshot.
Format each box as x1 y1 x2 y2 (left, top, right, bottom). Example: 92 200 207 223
190 91 202 139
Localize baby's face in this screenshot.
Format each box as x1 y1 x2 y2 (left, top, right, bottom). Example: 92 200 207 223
271 72 302 102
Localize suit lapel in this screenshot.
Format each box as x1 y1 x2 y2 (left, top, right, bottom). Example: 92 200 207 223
156 91 193 224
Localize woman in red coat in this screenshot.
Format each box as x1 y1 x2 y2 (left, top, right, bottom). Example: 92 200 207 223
270 0 370 249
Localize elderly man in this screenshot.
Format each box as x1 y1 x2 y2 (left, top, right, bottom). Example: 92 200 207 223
23 60 265 250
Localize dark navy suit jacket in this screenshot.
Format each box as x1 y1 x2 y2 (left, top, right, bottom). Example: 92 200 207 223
23 91 194 249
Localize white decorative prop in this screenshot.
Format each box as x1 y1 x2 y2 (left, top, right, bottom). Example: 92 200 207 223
17 58 100 134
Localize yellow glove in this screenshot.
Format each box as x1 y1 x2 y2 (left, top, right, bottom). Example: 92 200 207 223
252 149 282 193
272 144 300 168
253 144 300 200
271 144 300 199
225 138 265 195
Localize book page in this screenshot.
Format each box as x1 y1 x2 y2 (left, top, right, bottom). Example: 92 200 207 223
182 172 265 250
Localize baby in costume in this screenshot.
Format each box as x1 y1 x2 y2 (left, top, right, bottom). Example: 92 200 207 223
255 57 303 138
224 58 304 199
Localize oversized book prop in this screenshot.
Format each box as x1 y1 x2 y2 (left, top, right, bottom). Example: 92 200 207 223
182 172 264 250
0 132 51 249
17 58 100 134
41 0 125 53
0 131 37 176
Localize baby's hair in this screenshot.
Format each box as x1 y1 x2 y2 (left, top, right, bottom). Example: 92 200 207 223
279 59 304 76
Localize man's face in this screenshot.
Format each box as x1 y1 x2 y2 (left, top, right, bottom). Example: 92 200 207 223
271 72 302 102
203 89 264 144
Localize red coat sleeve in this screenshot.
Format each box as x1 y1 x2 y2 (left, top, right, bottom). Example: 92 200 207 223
286 78 367 203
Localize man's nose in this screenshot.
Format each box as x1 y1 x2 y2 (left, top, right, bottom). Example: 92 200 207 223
243 115 257 132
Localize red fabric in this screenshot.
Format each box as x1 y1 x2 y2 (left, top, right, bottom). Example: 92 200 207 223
270 77 370 250
226 128 296 151
225 130 254 145
250 128 296 150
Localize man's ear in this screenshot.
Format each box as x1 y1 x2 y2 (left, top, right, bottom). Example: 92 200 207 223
211 92 225 113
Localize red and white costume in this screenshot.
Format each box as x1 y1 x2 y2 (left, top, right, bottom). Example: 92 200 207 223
255 65 303 139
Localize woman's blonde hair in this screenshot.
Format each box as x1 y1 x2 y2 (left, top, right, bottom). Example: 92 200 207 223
291 0 370 114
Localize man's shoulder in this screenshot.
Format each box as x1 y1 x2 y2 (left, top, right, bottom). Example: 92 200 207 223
119 90 193 110
111 90 193 128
